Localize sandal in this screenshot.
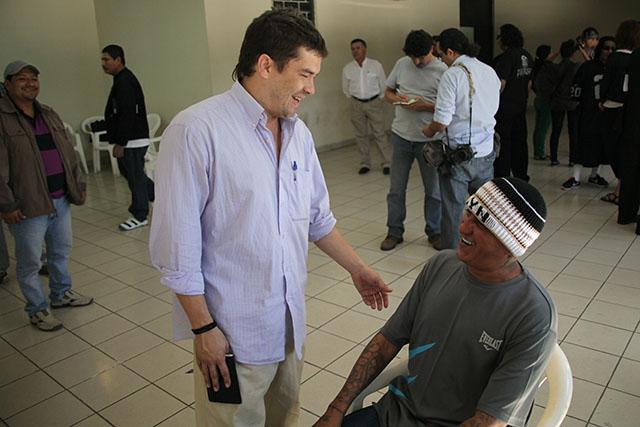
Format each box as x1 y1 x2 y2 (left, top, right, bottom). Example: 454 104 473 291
600 192 619 205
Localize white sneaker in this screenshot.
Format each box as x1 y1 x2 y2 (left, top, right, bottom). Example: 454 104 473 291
119 217 148 231
29 309 63 331
50 290 93 308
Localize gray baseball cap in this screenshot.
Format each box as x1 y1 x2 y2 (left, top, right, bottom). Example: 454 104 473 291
3 60 40 80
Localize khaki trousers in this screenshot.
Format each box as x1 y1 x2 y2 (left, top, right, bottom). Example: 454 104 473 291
350 97 390 168
194 343 304 427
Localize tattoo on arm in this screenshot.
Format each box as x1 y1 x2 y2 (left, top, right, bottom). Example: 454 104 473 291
461 410 506 427
330 333 399 413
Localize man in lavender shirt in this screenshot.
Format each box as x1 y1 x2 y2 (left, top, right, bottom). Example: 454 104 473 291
150 9 391 427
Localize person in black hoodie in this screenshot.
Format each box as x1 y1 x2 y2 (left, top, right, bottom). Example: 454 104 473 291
101 44 154 231
561 36 616 190
548 40 580 167
599 20 640 205
493 24 533 181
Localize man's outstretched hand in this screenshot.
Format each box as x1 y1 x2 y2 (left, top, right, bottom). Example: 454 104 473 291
351 266 392 310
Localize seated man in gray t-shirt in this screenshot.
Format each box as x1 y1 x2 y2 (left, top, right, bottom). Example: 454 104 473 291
314 177 557 427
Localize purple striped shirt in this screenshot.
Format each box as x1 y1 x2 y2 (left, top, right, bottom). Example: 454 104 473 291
24 111 65 198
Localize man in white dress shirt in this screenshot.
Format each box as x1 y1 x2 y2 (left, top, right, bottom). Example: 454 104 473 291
342 38 390 175
423 28 501 250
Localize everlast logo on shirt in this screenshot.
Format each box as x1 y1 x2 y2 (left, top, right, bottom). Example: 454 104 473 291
517 55 532 78
479 330 503 352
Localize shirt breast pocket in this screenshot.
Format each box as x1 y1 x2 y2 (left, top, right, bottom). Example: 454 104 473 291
287 168 312 222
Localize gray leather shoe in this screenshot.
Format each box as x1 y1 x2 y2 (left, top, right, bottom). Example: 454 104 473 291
380 236 403 251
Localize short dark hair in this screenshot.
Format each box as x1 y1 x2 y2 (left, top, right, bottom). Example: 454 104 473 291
498 24 524 48
594 36 616 62
535 44 551 61
102 44 125 66
581 27 600 40
560 39 578 58
615 19 640 50
351 38 367 48
403 30 433 57
438 28 480 57
233 9 328 82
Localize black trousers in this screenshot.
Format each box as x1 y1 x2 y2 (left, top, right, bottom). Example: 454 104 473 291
602 107 625 178
549 109 579 163
494 111 529 181
117 146 155 222
618 140 640 225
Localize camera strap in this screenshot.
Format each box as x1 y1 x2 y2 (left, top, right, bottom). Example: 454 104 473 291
444 61 475 148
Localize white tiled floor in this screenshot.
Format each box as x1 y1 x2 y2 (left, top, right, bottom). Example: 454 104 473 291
1 125 639 426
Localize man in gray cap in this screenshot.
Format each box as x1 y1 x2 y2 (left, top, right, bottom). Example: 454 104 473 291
316 177 556 427
0 60 93 331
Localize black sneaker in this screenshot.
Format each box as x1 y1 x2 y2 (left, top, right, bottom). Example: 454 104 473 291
561 177 580 191
550 160 560 167
358 166 370 175
587 174 608 187
382 167 390 175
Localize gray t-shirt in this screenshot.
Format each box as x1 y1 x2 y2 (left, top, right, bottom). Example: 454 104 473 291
375 251 557 427
386 56 447 142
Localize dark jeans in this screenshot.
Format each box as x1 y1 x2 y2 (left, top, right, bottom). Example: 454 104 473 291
117 146 155 221
342 406 379 427
386 133 441 238
493 110 529 181
549 109 578 163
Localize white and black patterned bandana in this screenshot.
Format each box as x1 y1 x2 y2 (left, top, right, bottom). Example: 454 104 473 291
465 177 547 257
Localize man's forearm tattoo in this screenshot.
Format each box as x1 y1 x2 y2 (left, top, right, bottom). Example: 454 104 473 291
332 333 399 411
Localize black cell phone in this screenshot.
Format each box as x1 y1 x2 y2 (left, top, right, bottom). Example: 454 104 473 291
207 353 242 404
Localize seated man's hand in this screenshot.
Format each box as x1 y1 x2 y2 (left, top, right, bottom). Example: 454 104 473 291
352 265 391 310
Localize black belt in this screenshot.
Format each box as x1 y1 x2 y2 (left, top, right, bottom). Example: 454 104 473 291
353 94 380 103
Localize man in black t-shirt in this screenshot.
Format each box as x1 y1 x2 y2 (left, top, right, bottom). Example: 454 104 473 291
493 24 533 181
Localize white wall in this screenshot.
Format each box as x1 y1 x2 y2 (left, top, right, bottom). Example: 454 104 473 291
309 0 459 149
203 0 271 95
495 0 640 58
0 0 104 134
93 0 213 132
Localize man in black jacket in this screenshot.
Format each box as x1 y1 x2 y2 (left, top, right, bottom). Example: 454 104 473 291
493 24 533 181
102 44 154 231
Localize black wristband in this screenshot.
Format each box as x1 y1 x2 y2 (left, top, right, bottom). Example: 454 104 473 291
191 321 217 335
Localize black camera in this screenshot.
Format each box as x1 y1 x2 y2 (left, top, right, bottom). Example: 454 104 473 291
445 144 475 165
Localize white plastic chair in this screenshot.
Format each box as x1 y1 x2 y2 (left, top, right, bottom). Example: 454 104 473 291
80 115 119 176
63 122 89 175
348 343 573 427
145 113 162 180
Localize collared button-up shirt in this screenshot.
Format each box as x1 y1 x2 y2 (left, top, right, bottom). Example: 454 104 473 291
433 55 500 157
342 57 386 100
149 82 336 364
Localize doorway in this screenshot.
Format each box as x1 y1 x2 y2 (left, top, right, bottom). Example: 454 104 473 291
460 0 494 64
